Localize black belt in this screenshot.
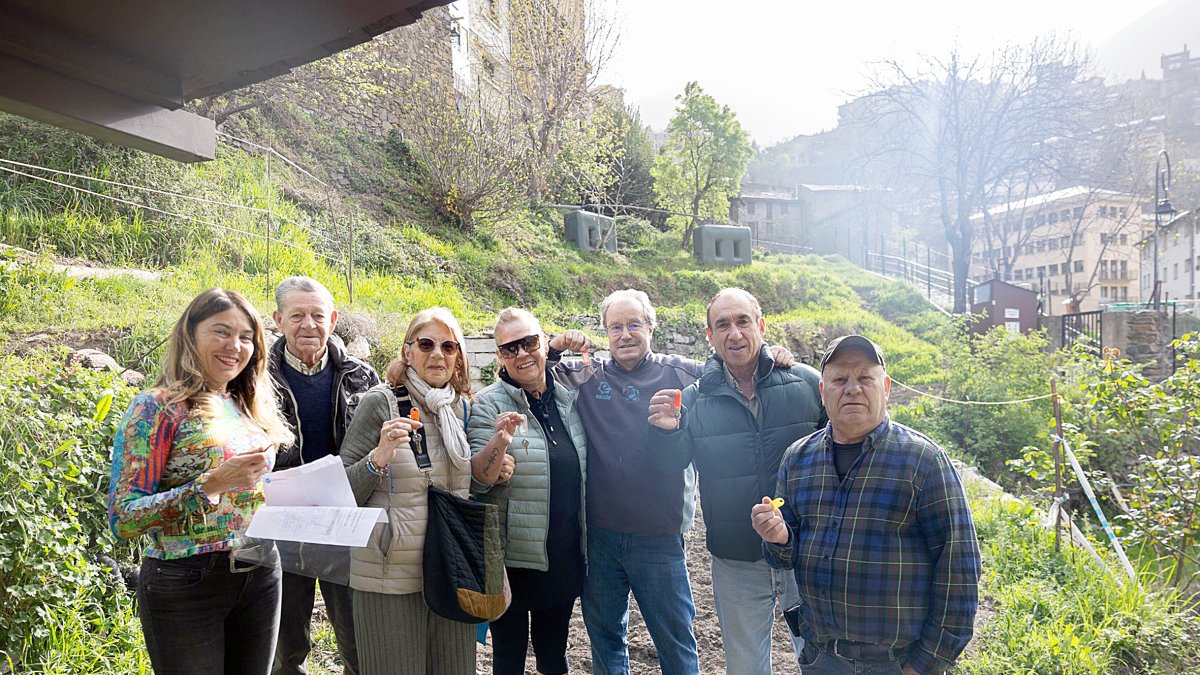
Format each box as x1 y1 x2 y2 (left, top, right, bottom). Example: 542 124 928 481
816 639 905 660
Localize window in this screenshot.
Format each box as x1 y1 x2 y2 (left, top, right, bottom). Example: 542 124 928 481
1120 208 1128 218
1074 260 1084 273
1049 238 1058 250
747 202 755 215
482 55 496 78
1026 217 1036 229
766 203 774 219
1025 267 1034 279
1049 211 1059 224
1099 206 1108 217
1101 286 1109 299
1120 260 1128 279
1121 286 1128 301
1074 207 1084 219
1100 260 1109 279
1062 210 1071 221
1036 240 1046 252
1175 263 1180 280
1050 263 1059 275
781 203 789 216
1037 266 1046 278
1119 234 1127 245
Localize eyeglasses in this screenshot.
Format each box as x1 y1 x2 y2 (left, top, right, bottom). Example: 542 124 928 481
408 337 460 355
497 334 541 358
606 322 644 336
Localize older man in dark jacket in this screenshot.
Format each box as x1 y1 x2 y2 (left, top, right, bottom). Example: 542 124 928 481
648 287 825 675
269 276 379 675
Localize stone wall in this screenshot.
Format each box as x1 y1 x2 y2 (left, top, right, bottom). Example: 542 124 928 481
1046 309 1174 379
1102 310 1173 380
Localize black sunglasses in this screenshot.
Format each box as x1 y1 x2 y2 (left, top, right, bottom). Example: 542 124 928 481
497 334 541 358
408 337 460 355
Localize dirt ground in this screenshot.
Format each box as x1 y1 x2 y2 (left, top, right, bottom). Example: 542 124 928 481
309 505 802 675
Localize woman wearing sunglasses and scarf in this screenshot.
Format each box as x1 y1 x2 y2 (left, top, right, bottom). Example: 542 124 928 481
339 307 510 674
467 307 588 675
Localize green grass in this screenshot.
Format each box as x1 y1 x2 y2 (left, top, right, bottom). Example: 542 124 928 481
957 482 1200 674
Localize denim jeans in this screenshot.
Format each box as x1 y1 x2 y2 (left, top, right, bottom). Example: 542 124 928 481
138 551 282 675
581 527 699 675
274 572 358 675
710 555 803 675
798 643 907 675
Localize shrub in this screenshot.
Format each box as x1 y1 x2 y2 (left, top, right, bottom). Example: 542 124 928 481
0 349 147 670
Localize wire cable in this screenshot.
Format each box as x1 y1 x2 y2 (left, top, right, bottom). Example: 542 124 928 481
0 163 344 265
890 378 1054 405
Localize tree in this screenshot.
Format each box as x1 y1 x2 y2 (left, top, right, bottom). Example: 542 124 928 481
394 74 526 229
189 37 399 126
497 0 620 202
854 39 1087 312
652 81 753 248
971 88 1158 311
577 101 655 217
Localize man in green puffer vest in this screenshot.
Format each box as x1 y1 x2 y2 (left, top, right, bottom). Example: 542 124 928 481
647 287 826 675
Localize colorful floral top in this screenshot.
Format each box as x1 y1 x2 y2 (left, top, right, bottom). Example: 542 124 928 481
108 388 275 559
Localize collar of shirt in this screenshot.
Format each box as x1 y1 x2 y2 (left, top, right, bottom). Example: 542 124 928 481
283 344 328 375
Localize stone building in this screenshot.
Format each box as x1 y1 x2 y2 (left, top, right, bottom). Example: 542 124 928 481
728 182 895 266
727 183 803 248
971 186 1148 313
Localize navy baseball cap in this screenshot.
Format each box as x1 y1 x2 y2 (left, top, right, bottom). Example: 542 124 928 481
820 335 886 371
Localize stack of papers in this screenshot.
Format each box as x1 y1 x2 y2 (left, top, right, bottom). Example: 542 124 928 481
246 455 385 547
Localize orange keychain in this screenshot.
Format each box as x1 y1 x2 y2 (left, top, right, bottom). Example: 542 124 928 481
672 390 683 411
582 346 592 366
409 408 420 422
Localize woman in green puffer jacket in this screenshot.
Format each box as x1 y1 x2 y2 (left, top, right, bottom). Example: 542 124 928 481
469 307 588 675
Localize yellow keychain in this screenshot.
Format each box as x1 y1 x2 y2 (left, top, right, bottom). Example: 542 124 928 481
770 497 785 509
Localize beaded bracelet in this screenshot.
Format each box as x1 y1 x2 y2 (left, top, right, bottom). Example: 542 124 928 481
365 452 390 477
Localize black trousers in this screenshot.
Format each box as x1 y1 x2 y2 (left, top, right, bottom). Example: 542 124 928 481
274 571 359 675
489 599 576 675
138 551 281 675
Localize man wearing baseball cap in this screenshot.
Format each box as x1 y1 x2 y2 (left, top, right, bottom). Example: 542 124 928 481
751 335 981 674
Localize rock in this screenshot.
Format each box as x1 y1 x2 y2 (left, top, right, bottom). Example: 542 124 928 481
335 311 379 344
68 348 120 372
345 336 372 361
122 370 146 388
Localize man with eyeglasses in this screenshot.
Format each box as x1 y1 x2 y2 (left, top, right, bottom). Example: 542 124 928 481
548 289 795 675
268 277 380 675
647 287 825 675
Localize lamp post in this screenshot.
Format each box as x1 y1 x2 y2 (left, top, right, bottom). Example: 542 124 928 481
1152 149 1176 309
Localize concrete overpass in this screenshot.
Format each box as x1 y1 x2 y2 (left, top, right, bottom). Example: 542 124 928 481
0 1 450 162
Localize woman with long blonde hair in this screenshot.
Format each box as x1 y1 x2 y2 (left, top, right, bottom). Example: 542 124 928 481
109 287 293 675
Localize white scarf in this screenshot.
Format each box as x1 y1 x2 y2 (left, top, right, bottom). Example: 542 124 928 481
405 368 471 469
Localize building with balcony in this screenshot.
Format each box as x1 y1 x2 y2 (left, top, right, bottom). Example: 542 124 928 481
971 186 1148 313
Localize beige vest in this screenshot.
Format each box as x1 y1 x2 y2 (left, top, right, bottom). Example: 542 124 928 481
349 396 472 595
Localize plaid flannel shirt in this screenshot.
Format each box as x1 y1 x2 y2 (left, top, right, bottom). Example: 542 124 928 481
764 417 980 675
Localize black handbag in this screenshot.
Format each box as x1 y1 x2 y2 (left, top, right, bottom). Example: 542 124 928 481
423 484 510 623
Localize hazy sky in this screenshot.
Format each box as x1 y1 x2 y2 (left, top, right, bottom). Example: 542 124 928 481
602 0 1173 146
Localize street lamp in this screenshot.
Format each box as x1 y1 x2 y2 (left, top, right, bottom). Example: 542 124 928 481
1152 149 1177 309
